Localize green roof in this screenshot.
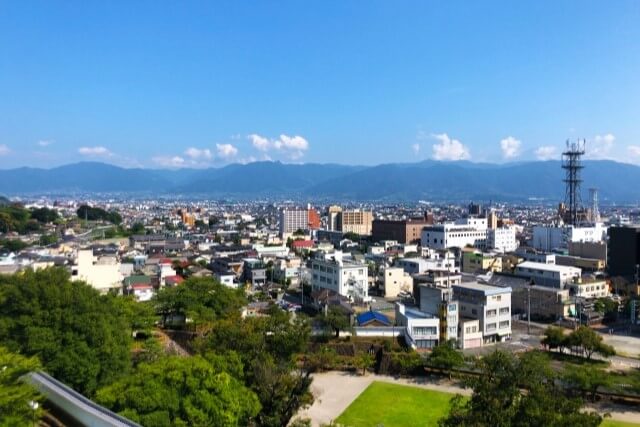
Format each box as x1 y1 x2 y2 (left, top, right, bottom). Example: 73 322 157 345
124 275 152 286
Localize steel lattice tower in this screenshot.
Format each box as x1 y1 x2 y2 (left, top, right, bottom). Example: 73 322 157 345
562 139 585 225
589 187 600 223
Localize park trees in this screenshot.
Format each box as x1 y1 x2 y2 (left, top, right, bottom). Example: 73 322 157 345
542 325 615 360
96 354 260 427
428 340 465 379
197 306 314 427
0 347 43 426
0 268 131 397
568 326 616 360
439 350 602 427
562 365 612 401
153 277 247 332
322 305 352 338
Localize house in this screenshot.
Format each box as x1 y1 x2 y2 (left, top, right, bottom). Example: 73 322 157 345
164 275 184 287
71 249 123 293
395 302 440 350
357 310 392 327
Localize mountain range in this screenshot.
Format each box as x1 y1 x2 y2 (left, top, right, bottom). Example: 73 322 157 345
0 160 638 202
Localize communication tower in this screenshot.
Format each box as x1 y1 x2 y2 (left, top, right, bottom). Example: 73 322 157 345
588 188 600 223
562 139 586 225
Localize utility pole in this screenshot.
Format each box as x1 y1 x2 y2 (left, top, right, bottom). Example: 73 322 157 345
527 286 531 335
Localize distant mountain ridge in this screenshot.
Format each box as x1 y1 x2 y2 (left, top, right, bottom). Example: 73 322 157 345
0 160 638 202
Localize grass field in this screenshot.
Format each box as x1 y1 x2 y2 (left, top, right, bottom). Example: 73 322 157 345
334 381 456 427
601 421 640 427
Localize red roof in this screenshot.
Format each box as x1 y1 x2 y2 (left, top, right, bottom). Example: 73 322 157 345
292 240 314 249
164 275 184 284
131 284 153 290
160 258 173 265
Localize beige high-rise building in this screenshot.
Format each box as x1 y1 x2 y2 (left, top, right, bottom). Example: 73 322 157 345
327 205 343 232
487 211 498 229
341 210 373 235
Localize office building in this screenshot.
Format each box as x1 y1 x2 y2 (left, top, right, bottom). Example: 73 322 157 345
310 251 369 301
372 214 433 244
608 226 640 280
514 261 581 288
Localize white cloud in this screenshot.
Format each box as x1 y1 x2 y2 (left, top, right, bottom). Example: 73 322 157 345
500 136 521 159
37 140 54 147
78 146 112 157
184 147 212 160
586 133 615 159
0 145 9 156
248 133 309 159
216 143 238 159
249 134 271 151
412 143 420 154
431 133 470 161
535 145 558 160
152 155 187 168
627 146 640 158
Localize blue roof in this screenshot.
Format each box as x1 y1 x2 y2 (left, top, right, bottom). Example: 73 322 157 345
357 311 391 326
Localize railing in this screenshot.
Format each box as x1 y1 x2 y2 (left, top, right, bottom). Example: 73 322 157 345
26 371 141 427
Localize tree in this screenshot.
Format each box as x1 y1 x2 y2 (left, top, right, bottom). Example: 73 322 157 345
29 207 59 223
196 308 314 427
439 350 602 427
323 306 351 338
0 347 43 426
76 205 122 225
154 277 247 332
96 354 260 427
428 340 465 379
568 326 616 360
0 268 132 396
542 326 568 353
562 365 612 401
354 352 375 375
0 239 29 252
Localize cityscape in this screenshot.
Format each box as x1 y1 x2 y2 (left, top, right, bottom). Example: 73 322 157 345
1 2 640 427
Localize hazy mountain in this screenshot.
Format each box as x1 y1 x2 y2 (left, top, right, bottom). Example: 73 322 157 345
0 160 638 202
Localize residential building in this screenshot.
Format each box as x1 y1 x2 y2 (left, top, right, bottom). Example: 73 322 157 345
514 261 581 288
531 223 607 251
383 267 413 298
459 318 483 349
71 249 122 293
511 285 574 320
462 250 503 274
279 206 320 236
422 218 517 252
328 208 374 235
310 251 369 301
241 258 267 288
418 284 458 343
453 282 512 344
395 302 440 350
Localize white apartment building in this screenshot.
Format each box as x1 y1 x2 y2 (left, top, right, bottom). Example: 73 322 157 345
395 302 440 350
310 251 369 301
515 261 581 289
71 249 123 293
421 218 517 252
487 227 518 253
532 223 607 251
419 284 459 342
453 282 512 344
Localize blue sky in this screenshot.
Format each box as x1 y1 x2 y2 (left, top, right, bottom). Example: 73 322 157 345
1 1 639 168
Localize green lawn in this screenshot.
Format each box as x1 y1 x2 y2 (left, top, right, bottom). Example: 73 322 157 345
601 421 640 427
335 381 456 427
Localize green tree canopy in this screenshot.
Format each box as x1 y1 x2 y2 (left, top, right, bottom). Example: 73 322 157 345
29 207 59 223
428 340 465 378
439 350 602 427
96 354 260 427
568 326 616 360
0 347 43 426
76 205 122 225
0 268 132 396
197 307 313 427
153 277 247 331
323 306 352 338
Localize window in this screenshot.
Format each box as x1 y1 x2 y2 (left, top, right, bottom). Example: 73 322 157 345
499 307 510 315
471 308 477 315
499 321 510 329
486 323 497 332
487 309 497 317
412 326 437 336
449 304 457 312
